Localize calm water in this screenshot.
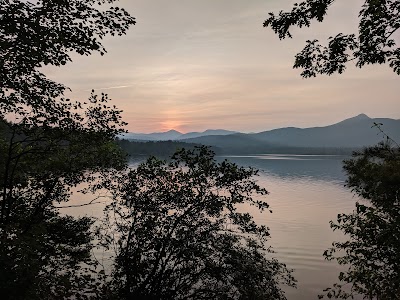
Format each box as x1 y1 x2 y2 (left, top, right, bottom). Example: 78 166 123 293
222 154 356 300
64 154 357 300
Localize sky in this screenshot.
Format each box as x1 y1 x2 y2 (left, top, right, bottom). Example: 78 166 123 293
43 0 399 133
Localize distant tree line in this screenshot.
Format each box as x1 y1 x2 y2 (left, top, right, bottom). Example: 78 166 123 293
117 138 356 157
116 139 212 158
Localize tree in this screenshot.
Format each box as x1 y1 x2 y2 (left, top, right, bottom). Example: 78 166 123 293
0 101 127 299
320 142 400 299
0 1 135 298
264 0 400 77
101 147 296 300
265 1 400 299
1 0 135 119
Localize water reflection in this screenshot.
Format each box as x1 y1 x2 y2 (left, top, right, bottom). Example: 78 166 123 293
220 154 348 182
222 155 357 300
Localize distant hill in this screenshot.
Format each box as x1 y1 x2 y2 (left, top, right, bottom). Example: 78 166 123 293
122 130 183 141
181 114 400 154
122 129 236 141
180 133 275 154
176 129 237 140
249 114 400 148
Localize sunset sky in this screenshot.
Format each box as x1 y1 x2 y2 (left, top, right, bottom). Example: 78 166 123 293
43 0 399 133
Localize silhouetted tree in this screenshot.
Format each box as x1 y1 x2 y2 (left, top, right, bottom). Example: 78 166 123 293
0 0 135 298
101 147 296 300
264 0 400 77
320 142 400 299
1 0 135 118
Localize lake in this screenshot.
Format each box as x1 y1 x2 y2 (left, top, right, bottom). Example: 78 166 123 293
222 154 357 300
65 154 358 300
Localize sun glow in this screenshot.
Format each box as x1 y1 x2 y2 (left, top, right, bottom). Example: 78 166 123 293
158 109 188 132
160 119 183 132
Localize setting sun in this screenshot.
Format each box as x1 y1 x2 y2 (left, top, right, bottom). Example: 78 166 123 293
160 119 183 133
159 109 186 132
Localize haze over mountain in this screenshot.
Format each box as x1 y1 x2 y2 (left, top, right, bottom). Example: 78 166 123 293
121 114 400 154
246 114 400 148
122 129 237 141
181 114 400 153
122 130 183 141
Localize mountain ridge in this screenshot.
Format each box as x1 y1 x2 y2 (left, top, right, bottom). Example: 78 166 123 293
121 129 237 141
180 114 400 153
121 114 400 153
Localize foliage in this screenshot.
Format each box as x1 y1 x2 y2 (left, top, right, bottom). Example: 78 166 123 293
0 214 95 299
318 143 400 299
264 0 400 77
1 0 135 118
0 0 135 298
102 146 296 300
0 113 127 300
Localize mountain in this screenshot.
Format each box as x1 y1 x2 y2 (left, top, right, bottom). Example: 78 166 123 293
249 114 400 148
122 129 236 141
176 129 237 140
122 130 183 141
180 114 400 154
